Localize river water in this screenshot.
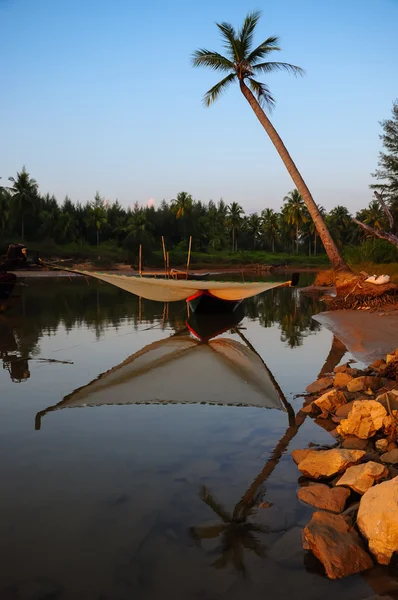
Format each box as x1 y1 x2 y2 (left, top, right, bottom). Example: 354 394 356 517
0 277 382 599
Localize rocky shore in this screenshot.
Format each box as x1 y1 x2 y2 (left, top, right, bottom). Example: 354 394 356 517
293 349 398 580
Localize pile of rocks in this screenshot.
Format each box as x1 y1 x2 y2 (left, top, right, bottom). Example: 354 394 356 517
292 349 398 579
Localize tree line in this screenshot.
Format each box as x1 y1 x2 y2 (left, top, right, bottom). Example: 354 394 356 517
0 166 396 262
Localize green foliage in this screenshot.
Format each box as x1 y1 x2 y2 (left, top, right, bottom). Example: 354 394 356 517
192 10 303 109
344 239 398 264
371 99 398 204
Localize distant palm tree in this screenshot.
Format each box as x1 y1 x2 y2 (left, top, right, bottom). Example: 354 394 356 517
227 202 243 251
363 200 386 230
192 11 349 273
247 212 261 248
8 166 38 239
283 189 307 253
261 208 279 252
0 187 10 247
171 191 193 241
87 193 108 247
327 205 352 248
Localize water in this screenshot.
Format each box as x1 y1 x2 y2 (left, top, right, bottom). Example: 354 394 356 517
0 278 380 599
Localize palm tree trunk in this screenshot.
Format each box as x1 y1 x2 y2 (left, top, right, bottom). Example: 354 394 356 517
239 81 350 274
232 227 235 252
314 231 317 256
272 238 275 253
296 224 299 254
21 215 24 241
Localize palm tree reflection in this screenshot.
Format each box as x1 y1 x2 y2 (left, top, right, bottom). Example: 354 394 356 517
190 484 268 577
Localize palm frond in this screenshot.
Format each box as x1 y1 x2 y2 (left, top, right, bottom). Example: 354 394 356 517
192 49 234 72
190 523 228 541
216 21 240 61
203 73 237 107
247 78 275 110
238 10 261 57
199 485 232 522
247 36 281 63
252 61 304 77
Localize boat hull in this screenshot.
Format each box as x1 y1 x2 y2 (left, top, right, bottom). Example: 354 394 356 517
187 290 242 313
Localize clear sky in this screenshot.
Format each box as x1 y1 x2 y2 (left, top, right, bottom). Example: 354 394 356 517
1 0 397 214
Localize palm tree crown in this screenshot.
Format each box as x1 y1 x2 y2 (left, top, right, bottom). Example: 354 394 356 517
192 10 303 109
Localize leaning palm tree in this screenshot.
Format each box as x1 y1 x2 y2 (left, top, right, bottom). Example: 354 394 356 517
283 189 307 254
8 166 38 240
192 11 349 275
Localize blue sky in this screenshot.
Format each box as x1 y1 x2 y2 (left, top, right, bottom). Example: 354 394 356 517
1 0 397 214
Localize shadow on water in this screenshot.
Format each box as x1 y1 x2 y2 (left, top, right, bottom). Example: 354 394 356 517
0 277 384 600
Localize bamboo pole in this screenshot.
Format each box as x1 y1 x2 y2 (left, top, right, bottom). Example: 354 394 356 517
139 244 142 277
166 252 170 279
186 236 192 280
161 236 167 279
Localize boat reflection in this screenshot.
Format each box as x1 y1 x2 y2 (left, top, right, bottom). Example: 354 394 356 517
35 309 294 430
0 316 30 382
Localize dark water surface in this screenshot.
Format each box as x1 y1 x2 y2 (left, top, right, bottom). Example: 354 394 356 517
0 278 379 599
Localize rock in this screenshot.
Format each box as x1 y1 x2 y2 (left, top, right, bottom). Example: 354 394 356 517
297 448 365 479
303 511 373 579
380 449 398 464
314 416 340 434
306 377 334 394
336 461 388 494
370 359 386 369
335 400 357 418
300 401 319 415
347 368 362 377
334 362 351 373
388 442 398 451
337 401 387 439
297 483 350 512
386 354 396 364
341 437 369 451
291 448 313 465
313 389 347 417
357 477 398 565
377 391 398 412
347 377 383 393
334 372 354 388
382 415 398 437
375 439 389 453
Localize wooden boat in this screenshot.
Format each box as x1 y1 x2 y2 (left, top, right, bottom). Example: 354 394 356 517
47 266 299 313
35 318 289 429
170 269 210 281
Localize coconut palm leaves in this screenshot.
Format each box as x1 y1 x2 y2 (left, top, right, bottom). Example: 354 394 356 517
192 11 349 273
283 189 307 254
190 484 268 576
192 11 302 109
226 202 243 251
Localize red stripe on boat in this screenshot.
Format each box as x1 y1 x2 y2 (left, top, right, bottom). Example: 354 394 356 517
186 290 212 303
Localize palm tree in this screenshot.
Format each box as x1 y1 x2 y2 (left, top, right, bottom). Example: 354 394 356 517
247 212 261 248
261 208 279 252
8 166 38 240
283 189 307 254
192 11 349 273
171 191 193 241
0 187 10 247
227 202 243 251
363 200 386 230
327 205 352 248
87 192 108 247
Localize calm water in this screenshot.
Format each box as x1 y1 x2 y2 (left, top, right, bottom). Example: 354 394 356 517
0 277 381 599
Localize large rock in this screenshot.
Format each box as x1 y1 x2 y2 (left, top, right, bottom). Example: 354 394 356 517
291 448 313 465
375 439 389 453
341 437 369 450
313 389 347 418
380 449 398 464
335 400 357 418
347 377 383 393
337 401 387 439
298 483 350 512
334 372 354 388
306 377 334 394
297 448 365 479
303 511 373 579
336 461 388 494
357 477 398 565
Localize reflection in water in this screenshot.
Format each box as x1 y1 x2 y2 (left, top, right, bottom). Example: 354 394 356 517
0 278 378 600
191 484 269 578
0 317 30 382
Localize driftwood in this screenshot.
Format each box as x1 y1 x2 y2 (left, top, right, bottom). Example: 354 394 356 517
353 191 398 248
